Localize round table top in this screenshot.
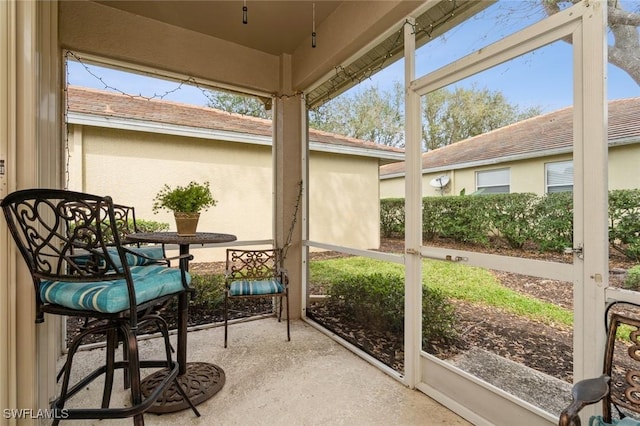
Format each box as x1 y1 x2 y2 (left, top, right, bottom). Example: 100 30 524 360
126 231 237 245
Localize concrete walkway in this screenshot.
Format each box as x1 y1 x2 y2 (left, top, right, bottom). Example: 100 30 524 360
59 318 470 425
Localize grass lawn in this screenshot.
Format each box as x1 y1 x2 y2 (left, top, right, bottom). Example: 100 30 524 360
309 256 572 328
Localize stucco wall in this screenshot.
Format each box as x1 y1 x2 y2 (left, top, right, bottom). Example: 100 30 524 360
380 145 639 199
309 152 381 250
69 124 381 261
609 144 640 190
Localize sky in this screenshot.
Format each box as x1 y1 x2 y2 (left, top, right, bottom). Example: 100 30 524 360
66 1 639 114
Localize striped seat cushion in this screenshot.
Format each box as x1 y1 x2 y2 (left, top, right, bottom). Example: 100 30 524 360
40 265 190 313
229 279 284 296
110 246 166 267
73 246 165 269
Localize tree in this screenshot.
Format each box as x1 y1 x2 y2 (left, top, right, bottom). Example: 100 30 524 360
309 83 405 148
540 0 640 85
208 84 538 151
206 91 270 119
422 85 541 151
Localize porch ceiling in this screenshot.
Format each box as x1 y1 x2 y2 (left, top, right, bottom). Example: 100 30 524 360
96 1 344 56
85 1 491 108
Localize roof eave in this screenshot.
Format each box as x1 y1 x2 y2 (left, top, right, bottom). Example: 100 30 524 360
68 111 404 161
380 137 640 179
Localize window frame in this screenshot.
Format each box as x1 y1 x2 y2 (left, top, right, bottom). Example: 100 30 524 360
475 167 510 194
545 160 573 194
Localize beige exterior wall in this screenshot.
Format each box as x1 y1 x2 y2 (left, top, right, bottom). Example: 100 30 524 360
69 124 381 260
380 175 405 198
308 152 381 250
609 144 640 190
380 145 639 199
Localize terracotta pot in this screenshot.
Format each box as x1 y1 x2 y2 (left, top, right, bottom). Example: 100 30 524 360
174 212 200 236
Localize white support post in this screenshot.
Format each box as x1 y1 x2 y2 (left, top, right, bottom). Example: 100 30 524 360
572 0 608 396
403 17 422 389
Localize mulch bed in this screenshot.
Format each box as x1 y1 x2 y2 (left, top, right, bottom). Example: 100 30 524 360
304 237 635 382
66 237 637 385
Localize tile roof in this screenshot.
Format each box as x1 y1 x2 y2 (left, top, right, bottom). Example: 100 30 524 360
380 97 640 177
66 86 404 156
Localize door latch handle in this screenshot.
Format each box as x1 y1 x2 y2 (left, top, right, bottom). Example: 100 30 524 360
564 244 583 259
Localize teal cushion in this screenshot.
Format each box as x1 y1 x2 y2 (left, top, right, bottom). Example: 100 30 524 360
40 265 190 313
108 246 165 267
589 416 640 426
73 246 165 270
230 279 283 296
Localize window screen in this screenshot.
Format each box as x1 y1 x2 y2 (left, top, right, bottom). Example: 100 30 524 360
546 161 573 193
476 168 510 194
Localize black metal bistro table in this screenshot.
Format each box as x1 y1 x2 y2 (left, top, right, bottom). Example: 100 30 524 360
126 231 237 414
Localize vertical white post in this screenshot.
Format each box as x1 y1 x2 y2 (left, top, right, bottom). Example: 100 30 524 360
572 2 607 420
300 94 310 317
274 53 303 319
35 0 62 412
404 18 422 389
0 0 17 417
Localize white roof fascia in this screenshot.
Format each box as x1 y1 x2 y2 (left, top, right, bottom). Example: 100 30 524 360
309 141 404 162
68 111 271 146
380 137 639 179
67 111 403 161
381 172 408 180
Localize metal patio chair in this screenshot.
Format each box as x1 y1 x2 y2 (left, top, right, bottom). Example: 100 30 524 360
559 302 640 426
69 201 168 266
224 248 290 347
1 189 197 425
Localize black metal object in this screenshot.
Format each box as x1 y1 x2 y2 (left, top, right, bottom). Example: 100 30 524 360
68 202 168 263
1 189 198 425
224 248 290 348
140 362 225 413
559 302 640 425
127 231 236 413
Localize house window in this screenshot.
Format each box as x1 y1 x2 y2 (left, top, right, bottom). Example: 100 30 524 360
476 168 510 194
545 160 573 193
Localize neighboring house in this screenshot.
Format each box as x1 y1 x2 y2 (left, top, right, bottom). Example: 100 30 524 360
66 86 403 260
380 97 640 198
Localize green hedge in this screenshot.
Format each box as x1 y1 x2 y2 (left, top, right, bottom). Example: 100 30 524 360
609 189 640 261
382 189 640 259
135 219 170 233
328 272 457 344
380 198 405 238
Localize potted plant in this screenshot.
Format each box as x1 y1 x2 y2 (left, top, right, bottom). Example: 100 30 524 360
152 181 217 235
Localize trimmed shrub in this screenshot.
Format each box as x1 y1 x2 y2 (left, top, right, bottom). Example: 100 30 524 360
426 195 493 245
624 265 640 290
381 189 640 257
421 284 457 347
328 272 457 343
609 189 640 261
485 193 538 249
189 273 225 309
380 198 405 238
135 219 170 233
530 192 573 252
329 273 404 332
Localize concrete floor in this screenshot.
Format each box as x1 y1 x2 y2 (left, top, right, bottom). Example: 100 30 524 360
59 318 470 426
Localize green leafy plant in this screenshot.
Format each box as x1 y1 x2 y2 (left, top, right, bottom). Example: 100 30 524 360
486 193 538 249
624 265 640 290
326 272 457 344
609 189 640 261
190 273 225 309
380 198 405 238
152 181 217 214
135 219 169 233
311 256 572 328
